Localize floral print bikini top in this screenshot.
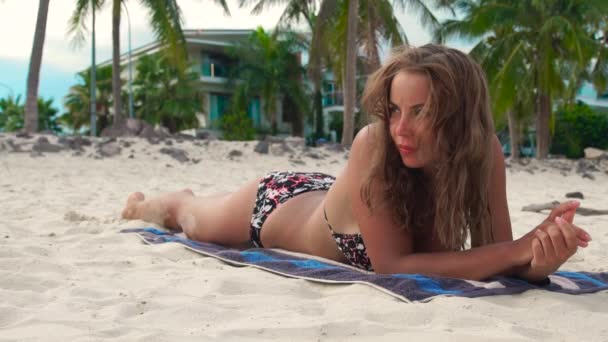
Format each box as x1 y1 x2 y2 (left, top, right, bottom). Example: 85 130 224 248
323 206 373 271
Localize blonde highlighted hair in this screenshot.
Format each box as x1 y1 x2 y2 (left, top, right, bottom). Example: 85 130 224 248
361 44 495 250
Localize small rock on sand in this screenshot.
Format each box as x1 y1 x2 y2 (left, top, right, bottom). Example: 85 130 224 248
159 147 189 163
32 137 63 153
254 141 269 154
584 147 608 160
565 192 584 199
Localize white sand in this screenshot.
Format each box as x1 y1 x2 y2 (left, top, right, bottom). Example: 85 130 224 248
1 134 607 341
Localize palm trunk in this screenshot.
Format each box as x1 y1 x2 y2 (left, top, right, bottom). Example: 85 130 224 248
342 0 358 146
24 0 50 133
111 0 123 128
313 81 324 140
366 1 380 72
506 110 519 159
99 105 109 133
285 96 304 137
535 91 551 159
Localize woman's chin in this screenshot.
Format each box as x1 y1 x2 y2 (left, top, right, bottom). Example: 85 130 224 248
400 156 423 169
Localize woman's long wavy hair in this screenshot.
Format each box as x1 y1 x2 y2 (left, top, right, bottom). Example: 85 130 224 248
360 44 495 250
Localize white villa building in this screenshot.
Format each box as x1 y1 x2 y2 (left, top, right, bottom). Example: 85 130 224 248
99 29 347 138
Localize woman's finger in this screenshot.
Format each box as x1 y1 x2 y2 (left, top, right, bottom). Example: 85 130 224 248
531 238 544 267
555 217 578 255
547 201 580 223
535 229 554 261
561 208 576 224
572 225 592 245
545 223 567 259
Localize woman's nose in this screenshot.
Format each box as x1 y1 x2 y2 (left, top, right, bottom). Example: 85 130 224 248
396 113 413 136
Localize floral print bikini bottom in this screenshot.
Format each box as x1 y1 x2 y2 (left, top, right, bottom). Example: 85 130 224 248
250 171 373 271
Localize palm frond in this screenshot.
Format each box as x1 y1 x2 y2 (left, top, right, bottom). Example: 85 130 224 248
392 0 441 32
67 0 105 49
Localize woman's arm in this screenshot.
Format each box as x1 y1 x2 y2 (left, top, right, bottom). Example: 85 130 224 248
347 126 531 280
485 136 592 281
348 127 590 281
487 135 513 243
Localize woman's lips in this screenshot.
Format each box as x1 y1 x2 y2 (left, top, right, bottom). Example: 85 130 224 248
398 145 416 154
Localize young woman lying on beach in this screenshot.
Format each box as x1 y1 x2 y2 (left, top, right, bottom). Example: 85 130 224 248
122 44 591 282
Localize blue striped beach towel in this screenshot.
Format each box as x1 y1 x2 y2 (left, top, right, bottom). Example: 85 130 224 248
122 227 608 303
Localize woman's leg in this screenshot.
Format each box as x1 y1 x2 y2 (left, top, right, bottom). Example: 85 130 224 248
122 178 260 249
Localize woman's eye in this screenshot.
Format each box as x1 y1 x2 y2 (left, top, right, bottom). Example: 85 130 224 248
389 106 400 115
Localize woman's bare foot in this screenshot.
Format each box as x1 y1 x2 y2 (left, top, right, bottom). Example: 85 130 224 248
122 192 145 219
121 189 195 224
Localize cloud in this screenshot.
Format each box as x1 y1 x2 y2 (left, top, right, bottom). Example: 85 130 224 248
0 0 474 112
0 0 287 73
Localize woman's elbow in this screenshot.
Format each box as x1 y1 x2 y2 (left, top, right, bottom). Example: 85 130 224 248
371 260 401 275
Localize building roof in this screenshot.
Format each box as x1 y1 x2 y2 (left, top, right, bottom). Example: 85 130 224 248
98 29 254 67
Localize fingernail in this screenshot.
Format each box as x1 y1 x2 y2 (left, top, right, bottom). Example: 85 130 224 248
570 200 580 206
555 216 564 224
586 233 592 241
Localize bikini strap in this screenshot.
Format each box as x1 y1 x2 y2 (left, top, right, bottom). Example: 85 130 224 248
323 205 336 233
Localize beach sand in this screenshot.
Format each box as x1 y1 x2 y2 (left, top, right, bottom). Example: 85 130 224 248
1 133 607 341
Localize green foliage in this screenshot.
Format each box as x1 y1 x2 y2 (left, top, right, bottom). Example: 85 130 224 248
551 103 608 158
228 27 310 136
67 0 214 70
328 111 343 142
326 110 363 142
0 95 62 133
218 111 256 141
439 0 608 158
63 64 114 135
37 98 62 133
133 53 202 133
0 96 24 132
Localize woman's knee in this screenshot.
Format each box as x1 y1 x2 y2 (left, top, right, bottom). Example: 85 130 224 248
177 211 200 240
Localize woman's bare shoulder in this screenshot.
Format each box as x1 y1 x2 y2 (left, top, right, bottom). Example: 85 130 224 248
348 123 383 168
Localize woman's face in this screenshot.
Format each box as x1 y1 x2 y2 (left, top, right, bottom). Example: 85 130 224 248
389 71 437 172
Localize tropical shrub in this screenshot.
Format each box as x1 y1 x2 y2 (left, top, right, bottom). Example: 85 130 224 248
0 96 24 132
228 27 310 136
0 95 62 133
133 53 201 133
327 110 364 143
551 103 608 158
219 111 255 141
63 64 114 135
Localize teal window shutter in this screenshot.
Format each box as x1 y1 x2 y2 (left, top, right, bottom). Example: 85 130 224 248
248 97 261 127
202 53 211 77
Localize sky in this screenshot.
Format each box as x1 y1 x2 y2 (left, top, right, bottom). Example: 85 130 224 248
0 0 470 112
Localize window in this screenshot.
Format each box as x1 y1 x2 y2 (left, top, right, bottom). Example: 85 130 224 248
201 52 230 78
209 93 231 122
248 96 261 127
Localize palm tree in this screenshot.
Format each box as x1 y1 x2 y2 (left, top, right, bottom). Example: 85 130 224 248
24 0 50 133
36 98 62 133
0 95 25 132
438 0 608 159
1 95 61 133
328 0 445 144
64 65 114 134
240 0 326 139
132 53 202 133
438 17 534 159
341 0 358 145
228 28 309 135
68 0 230 130
242 0 449 144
